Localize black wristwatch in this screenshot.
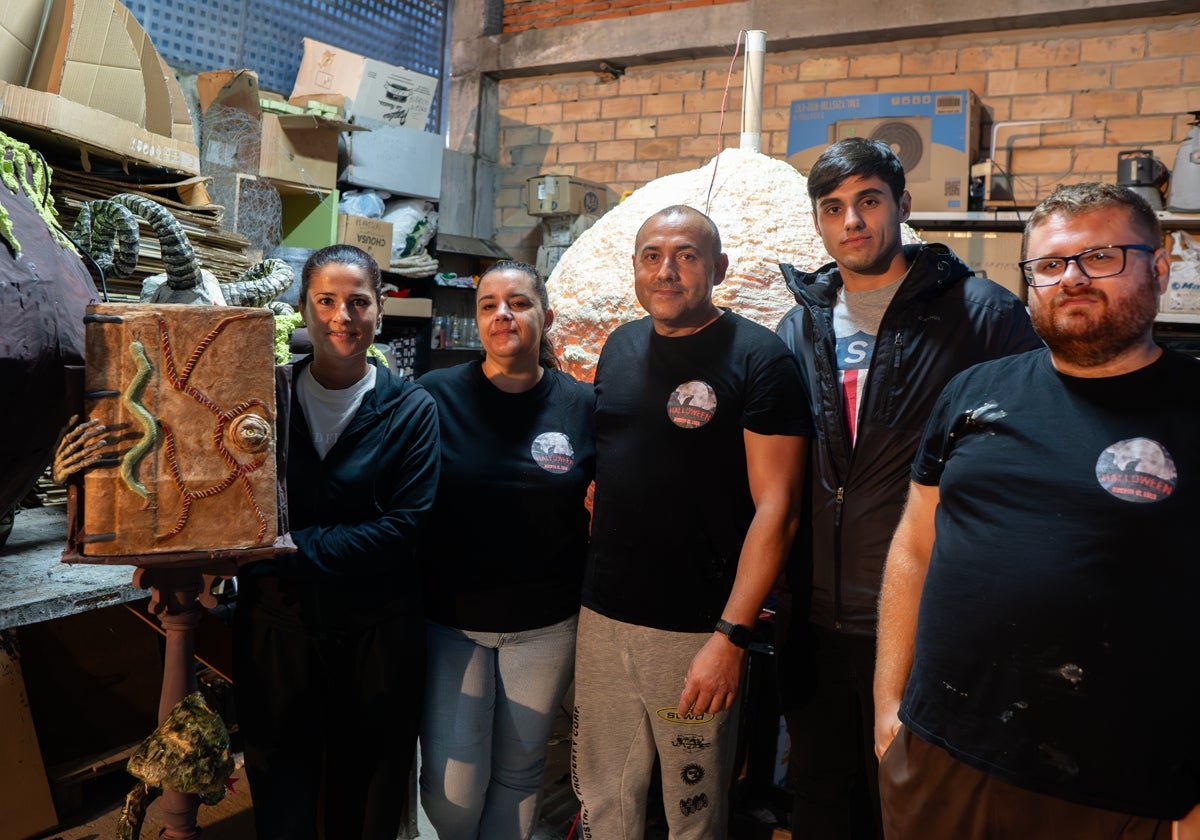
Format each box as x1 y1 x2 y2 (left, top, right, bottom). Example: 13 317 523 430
714 618 752 649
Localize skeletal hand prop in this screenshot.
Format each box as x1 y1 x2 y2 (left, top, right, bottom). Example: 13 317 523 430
52 415 112 484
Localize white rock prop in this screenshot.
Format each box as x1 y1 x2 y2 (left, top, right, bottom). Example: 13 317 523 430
547 148 922 381
141 268 228 306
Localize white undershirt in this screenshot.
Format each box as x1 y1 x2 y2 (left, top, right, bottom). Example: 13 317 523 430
296 365 376 459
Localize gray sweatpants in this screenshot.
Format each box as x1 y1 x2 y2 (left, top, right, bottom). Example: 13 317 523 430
571 607 742 840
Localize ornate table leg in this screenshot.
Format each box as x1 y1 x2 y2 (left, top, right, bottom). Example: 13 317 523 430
133 566 205 840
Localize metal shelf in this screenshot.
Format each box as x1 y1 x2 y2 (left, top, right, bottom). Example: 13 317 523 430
908 210 1200 232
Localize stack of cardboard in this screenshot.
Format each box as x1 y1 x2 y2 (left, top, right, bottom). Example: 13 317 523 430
526 174 608 277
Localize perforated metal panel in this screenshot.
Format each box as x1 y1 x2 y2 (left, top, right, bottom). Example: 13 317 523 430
127 0 447 131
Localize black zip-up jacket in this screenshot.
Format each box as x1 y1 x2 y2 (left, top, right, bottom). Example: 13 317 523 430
777 243 1042 637
239 356 441 633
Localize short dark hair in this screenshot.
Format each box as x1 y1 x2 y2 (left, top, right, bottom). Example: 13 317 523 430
477 260 561 370
638 205 723 261
806 137 906 205
1022 182 1162 259
299 244 382 303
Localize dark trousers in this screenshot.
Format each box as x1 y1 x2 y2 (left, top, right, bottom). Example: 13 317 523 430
783 624 881 840
879 727 1173 840
233 604 425 840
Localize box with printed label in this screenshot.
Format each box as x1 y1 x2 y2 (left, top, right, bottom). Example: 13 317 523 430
526 175 607 217
291 38 438 130
536 244 570 278
337 214 394 267
540 214 599 246
1163 230 1200 315
787 90 981 213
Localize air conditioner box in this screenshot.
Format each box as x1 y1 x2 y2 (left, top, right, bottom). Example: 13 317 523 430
786 90 981 213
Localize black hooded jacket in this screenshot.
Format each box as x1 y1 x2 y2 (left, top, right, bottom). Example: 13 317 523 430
238 355 440 633
777 243 1042 637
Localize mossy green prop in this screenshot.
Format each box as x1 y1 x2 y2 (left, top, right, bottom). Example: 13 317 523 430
273 310 390 367
0 130 68 255
116 691 234 840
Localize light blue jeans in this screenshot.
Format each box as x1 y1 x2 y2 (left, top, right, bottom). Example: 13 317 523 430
419 614 578 840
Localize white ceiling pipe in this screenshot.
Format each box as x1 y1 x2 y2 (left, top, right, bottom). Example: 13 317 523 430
741 30 767 153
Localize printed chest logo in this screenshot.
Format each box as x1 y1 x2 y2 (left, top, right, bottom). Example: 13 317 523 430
836 330 874 370
531 432 575 474
656 707 715 725
667 381 716 429
1094 437 1176 503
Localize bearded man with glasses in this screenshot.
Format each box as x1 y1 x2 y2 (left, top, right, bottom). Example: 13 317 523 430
873 182 1200 839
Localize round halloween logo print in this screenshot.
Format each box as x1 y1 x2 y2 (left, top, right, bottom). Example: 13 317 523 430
667 380 716 429
1094 437 1176 503
531 432 575 474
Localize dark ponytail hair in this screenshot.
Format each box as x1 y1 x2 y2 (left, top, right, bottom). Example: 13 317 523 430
477 260 561 370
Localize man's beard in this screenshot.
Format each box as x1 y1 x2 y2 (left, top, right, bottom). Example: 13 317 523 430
1031 278 1159 369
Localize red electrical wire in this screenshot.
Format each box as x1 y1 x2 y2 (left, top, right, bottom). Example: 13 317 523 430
706 29 745 216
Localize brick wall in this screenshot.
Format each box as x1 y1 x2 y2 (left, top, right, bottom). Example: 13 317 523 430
502 0 744 33
492 13 1200 262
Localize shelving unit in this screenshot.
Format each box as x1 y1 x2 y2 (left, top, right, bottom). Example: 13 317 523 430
910 210 1200 329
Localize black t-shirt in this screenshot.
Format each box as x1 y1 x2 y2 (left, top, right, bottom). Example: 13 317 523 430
584 311 812 632
902 347 1200 819
419 361 595 632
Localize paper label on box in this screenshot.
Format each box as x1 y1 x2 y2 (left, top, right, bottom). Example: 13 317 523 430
1165 230 1200 313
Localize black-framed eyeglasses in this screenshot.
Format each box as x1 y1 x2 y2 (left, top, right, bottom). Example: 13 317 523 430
1018 244 1156 287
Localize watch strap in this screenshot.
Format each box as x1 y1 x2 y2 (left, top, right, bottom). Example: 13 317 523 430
714 618 750 648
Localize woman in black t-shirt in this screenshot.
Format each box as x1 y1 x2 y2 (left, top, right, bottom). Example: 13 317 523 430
417 261 595 840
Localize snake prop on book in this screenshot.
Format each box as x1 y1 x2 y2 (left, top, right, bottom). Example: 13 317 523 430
71 192 295 311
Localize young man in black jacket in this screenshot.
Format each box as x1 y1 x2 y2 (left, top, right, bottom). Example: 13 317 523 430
775 138 1042 839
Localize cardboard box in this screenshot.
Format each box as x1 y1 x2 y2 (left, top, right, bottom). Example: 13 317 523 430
536 243 570 277
199 69 356 190
911 228 1026 300
0 2 45 86
0 638 58 839
787 90 981 213
383 296 433 318
260 110 353 190
527 175 607 216
541 214 599 246
0 80 200 174
24 0 193 141
340 118 443 199
338 213 394 267
292 37 438 130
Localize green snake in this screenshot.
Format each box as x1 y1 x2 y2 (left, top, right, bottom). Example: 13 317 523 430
120 340 157 501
